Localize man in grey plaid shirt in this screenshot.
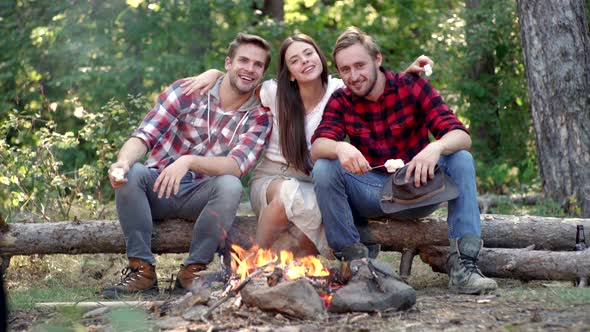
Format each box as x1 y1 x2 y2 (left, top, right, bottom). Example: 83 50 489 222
102 33 272 298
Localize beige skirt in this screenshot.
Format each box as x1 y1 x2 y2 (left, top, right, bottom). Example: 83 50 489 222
249 158 331 258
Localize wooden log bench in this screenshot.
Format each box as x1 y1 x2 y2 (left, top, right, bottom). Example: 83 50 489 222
1 214 589 282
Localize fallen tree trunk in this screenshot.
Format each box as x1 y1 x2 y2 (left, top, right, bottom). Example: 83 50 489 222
0 218 256 256
1 214 588 256
419 246 590 282
368 214 590 252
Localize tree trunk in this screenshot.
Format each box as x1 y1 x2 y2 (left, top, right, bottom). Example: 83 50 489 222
517 0 590 216
262 0 284 21
419 246 590 282
1 214 588 256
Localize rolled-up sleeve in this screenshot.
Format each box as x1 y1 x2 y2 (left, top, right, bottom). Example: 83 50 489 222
132 80 188 149
227 107 272 175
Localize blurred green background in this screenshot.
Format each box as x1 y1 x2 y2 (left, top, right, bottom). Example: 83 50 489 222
1 0 588 221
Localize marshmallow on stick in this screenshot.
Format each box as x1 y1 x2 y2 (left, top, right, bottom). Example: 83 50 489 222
111 168 125 182
424 64 433 76
384 159 405 173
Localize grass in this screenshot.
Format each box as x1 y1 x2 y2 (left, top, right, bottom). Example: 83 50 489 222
8 287 98 310
502 284 590 305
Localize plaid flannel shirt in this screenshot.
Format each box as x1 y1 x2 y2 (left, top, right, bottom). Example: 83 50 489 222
312 68 467 169
132 77 272 176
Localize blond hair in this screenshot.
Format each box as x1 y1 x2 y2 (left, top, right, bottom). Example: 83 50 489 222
332 27 380 68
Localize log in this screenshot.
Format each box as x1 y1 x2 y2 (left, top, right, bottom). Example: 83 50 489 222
368 214 590 252
0 217 257 256
419 246 590 282
1 214 589 256
34 301 162 309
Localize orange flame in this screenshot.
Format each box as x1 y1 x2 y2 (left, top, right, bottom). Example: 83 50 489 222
230 244 330 282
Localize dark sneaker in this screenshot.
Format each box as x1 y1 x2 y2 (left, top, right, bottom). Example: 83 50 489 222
447 234 498 295
173 263 207 295
102 258 158 299
330 243 416 313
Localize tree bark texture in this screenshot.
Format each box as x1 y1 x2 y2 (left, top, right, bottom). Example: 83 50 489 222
517 0 590 216
262 0 284 21
1 214 589 256
419 246 590 281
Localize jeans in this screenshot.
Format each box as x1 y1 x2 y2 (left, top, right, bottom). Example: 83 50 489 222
116 163 243 265
312 150 481 252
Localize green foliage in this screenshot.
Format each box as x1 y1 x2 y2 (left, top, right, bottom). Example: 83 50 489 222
449 1 537 192
0 94 147 221
0 0 545 218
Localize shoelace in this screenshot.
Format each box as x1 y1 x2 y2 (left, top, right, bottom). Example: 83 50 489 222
459 255 485 277
117 266 139 285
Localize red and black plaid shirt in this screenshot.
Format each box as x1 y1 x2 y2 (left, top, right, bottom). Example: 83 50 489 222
312 68 467 169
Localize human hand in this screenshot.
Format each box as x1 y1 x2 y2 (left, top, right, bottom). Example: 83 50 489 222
108 162 129 189
404 142 443 187
404 55 434 76
153 156 191 199
336 142 371 175
180 69 224 96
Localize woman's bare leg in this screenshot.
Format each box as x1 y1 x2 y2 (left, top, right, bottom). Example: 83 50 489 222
257 179 320 257
256 179 289 248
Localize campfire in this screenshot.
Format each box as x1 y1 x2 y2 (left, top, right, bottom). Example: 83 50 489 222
226 245 339 313
229 244 331 281
163 244 416 322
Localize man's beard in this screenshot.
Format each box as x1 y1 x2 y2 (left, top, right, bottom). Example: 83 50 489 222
229 71 257 95
353 64 378 98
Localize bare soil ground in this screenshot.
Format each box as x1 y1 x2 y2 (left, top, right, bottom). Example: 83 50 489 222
6 252 590 331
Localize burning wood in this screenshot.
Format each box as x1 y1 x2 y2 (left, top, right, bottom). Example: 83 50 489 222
266 267 283 287
202 258 278 321
164 244 415 323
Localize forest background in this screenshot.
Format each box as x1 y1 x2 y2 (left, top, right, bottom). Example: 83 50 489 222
1 0 589 223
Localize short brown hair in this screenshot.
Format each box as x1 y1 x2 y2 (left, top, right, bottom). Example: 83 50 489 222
227 33 272 71
332 27 380 69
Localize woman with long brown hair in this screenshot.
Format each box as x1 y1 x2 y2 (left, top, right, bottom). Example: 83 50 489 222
182 34 431 257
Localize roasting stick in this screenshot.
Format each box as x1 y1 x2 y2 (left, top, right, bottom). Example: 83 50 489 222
201 259 279 322
369 164 386 170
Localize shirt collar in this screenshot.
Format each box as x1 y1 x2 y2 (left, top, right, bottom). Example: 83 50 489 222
208 75 262 112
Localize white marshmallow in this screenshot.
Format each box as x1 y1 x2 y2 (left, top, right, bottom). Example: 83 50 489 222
424 64 432 77
111 168 125 182
384 159 405 173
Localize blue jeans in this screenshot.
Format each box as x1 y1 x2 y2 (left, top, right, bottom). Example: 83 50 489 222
116 163 243 265
312 150 481 252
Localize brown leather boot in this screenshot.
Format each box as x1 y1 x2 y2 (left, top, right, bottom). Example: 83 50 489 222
102 258 158 299
173 263 207 294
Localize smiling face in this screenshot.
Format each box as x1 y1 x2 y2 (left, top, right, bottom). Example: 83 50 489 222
335 43 382 98
225 43 268 95
284 41 324 84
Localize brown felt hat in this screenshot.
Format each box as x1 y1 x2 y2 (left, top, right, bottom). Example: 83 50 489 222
380 165 459 214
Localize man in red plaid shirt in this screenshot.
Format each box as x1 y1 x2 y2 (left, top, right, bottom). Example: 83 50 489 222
310 27 497 295
102 33 273 298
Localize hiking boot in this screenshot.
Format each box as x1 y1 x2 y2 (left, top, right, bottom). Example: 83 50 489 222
330 257 416 313
366 243 381 259
341 242 370 261
173 263 207 294
102 258 158 299
447 234 498 295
